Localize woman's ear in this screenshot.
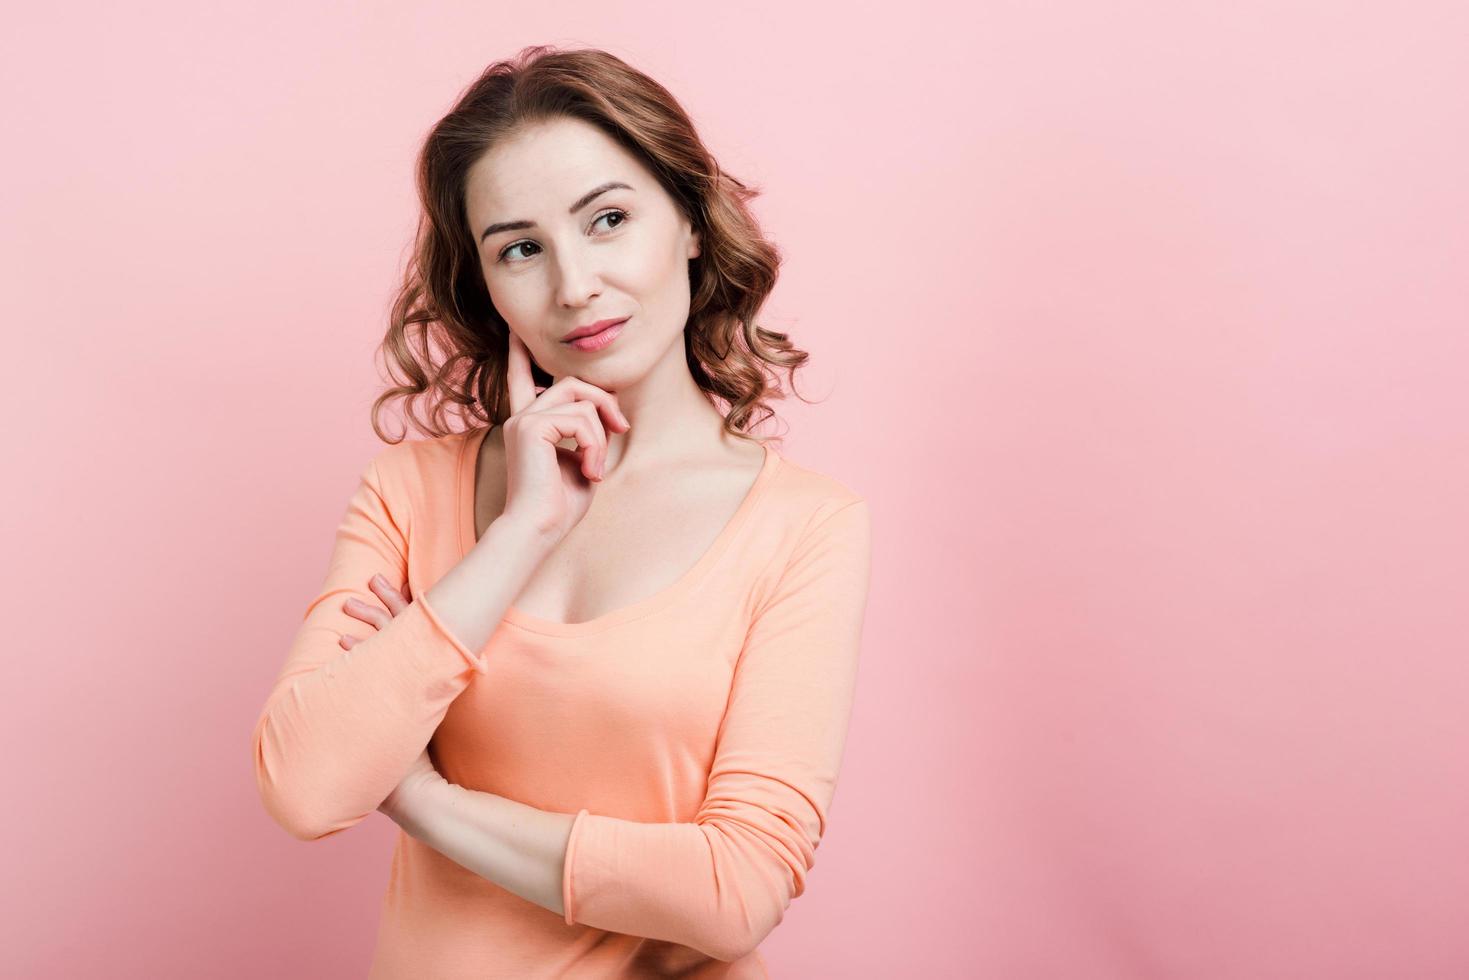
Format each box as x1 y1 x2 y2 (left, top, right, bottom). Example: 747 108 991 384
688 229 701 260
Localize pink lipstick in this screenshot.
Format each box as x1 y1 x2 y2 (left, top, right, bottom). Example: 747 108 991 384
563 317 627 352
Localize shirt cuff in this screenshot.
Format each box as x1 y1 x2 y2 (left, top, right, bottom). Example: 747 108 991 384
562 807 591 926
414 591 490 675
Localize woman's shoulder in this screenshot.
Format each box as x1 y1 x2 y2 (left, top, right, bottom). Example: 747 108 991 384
764 443 863 502
363 426 481 502
758 442 867 536
740 445 870 613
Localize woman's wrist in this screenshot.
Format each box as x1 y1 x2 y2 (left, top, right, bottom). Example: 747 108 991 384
482 512 561 562
384 768 452 839
421 514 557 658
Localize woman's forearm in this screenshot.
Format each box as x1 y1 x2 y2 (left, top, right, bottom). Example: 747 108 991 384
423 514 556 658
398 514 573 915
397 780 578 918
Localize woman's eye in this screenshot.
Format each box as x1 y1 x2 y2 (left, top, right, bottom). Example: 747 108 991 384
595 208 628 233
500 241 539 263
497 209 629 264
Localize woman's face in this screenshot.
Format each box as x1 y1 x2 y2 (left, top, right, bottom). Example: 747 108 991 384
464 116 702 390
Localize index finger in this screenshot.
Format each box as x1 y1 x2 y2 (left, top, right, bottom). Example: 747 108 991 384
505 330 540 416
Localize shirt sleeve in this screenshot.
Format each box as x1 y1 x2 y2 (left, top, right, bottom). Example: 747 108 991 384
251 457 487 842
560 497 873 962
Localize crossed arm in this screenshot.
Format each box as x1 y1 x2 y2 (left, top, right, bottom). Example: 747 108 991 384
252 457 872 961
380 763 579 919
329 538 578 918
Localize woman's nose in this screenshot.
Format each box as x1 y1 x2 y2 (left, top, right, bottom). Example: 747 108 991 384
553 248 602 309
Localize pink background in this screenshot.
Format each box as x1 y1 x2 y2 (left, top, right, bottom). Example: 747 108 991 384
3 2 1467 977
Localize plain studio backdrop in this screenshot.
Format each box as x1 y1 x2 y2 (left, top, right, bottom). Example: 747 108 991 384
1 1 1466 977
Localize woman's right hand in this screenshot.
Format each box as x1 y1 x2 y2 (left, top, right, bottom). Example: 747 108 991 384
498 330 631 545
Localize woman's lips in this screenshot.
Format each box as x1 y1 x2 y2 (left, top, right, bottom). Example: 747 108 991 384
564 317 627 352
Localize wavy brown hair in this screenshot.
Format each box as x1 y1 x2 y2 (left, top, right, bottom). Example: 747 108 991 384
369 44 813 445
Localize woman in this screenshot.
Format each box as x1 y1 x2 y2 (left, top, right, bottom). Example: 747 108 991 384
251 45 872 978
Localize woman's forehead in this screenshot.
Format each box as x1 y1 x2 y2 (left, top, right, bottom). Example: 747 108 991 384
466 131 660 230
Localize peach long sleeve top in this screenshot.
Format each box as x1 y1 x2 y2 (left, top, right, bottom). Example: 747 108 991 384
251 426 872 978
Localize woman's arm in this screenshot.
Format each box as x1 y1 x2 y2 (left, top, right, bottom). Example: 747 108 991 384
388 779 579 918
420 513 556 660
251 456 553 842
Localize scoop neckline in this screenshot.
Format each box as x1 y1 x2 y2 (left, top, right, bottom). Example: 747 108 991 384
456 425 781 637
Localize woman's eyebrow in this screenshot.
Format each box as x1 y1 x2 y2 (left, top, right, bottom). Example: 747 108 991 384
479 181 634 243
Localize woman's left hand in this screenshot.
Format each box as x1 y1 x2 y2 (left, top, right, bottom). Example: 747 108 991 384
341 573 450 825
